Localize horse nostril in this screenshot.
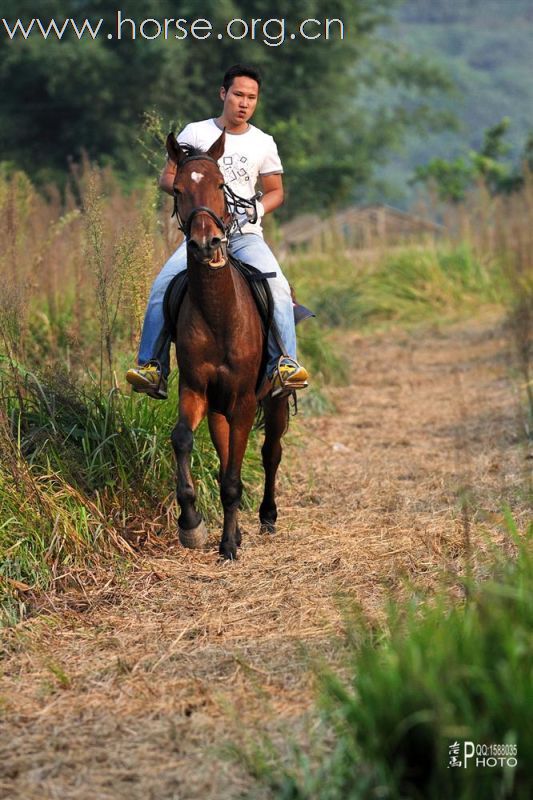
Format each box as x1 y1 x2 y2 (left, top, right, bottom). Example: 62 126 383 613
188 239 200 251
211 236 222 249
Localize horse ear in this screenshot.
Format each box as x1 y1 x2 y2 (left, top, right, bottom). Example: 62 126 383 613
206 129 225 162
166 132 185 165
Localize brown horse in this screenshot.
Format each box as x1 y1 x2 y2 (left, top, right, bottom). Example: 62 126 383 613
166 130 289 560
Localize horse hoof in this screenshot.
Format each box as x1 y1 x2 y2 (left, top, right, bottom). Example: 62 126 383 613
219 543 238 561
260 521 276 535
179 520 208 549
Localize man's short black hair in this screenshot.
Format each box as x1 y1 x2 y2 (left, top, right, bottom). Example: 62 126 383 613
222 64 262 92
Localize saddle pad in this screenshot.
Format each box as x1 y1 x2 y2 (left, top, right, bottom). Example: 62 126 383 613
162 270 188 342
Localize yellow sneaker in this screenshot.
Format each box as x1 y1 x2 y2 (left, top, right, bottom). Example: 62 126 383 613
125 361 168 400
270 357 309 398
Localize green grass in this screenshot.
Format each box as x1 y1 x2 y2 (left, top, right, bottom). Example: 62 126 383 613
297 323 349 386
0 442 107 625
242 517 532 799
287 244 504 329
1 359 262 510
0 360 263 624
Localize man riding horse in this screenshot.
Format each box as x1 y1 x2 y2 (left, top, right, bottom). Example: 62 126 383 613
126 63 309 399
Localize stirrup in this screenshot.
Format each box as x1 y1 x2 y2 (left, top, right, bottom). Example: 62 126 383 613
270 356 309 398
126 360 168 400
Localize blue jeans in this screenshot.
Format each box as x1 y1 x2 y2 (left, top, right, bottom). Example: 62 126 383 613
138 233 297 377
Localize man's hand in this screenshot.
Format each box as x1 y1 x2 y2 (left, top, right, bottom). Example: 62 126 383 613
245 194 265 223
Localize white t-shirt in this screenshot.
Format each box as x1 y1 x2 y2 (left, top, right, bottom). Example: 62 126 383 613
177 118 283 236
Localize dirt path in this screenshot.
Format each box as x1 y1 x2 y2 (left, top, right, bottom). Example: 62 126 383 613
0 314 528 800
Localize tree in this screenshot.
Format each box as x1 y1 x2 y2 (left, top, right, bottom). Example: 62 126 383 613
0 0 185 181
412 118 531 202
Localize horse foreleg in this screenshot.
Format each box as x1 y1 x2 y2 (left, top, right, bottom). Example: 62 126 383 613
208 410 230 482
171 389 207 549
219 400 256 560
209 410 245 547
259 395 289 534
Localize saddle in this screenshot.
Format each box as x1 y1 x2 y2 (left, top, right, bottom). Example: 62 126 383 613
162 255 314 351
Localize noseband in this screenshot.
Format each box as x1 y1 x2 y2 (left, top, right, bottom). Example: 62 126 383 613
171 153 262 242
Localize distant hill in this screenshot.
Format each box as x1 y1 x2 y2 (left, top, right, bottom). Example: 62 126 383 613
377 0 533 203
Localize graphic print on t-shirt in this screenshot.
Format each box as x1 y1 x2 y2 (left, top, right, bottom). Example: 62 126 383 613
222 153 251 186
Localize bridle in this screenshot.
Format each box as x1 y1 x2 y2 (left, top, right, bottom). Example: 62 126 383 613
171 155 229 242
171 154 262 245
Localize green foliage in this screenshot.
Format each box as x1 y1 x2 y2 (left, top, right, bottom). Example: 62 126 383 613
0 381 109 622
0 0 186 183
360 246 502 319
413 119 530 202
250 521 533 799
0 0 452 208
499 199 533 426
400 0 532 27
412 157 475 203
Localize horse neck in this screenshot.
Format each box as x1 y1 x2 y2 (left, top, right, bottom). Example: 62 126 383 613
186 258 240 332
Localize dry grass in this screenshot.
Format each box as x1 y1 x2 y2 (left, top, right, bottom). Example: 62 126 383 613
0 312 529 800
445 176 533 422
0 164 180 382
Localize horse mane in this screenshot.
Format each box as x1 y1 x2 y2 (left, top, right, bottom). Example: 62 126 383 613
179 143 209 159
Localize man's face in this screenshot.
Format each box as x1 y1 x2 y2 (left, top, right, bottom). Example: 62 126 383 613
220 76 259 126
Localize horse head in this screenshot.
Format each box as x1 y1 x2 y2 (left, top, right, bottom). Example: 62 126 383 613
166 131 229 268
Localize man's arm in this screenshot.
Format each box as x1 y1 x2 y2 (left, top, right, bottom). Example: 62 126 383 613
259 173 284 214
159 158 177 196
